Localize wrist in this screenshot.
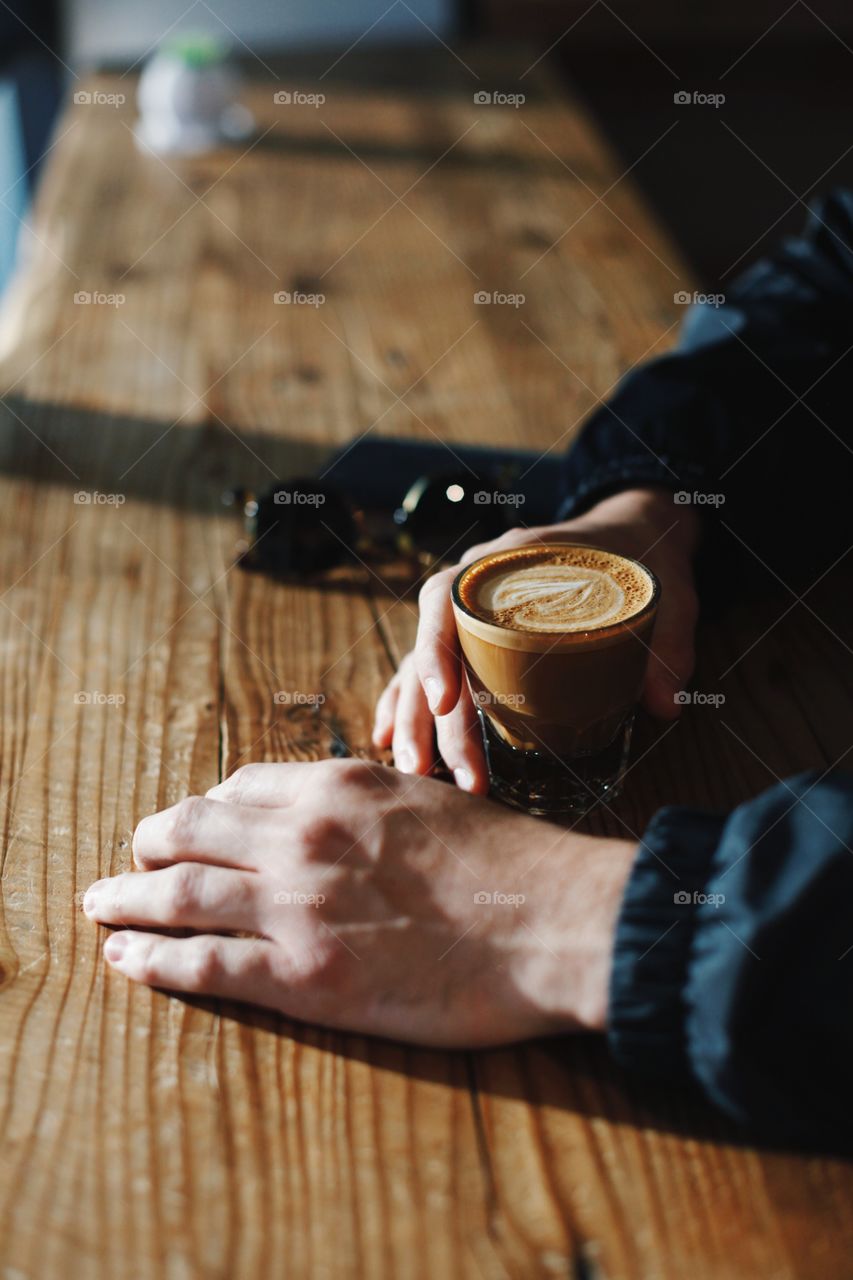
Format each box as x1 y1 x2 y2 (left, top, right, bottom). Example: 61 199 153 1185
517 830 637 1034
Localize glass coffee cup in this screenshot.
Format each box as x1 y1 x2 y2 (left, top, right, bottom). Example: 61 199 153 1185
451 543 660 816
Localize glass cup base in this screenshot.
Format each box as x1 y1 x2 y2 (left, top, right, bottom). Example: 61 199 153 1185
479 709 634 818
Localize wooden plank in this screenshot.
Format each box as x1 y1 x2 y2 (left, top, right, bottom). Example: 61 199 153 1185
0 46 851 1280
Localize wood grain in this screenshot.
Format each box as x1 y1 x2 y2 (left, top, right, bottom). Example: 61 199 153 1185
0 45 851 1280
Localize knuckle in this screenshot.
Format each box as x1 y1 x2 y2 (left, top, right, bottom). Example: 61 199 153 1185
397 651 416 677
186 938 222 990
435 721 464 763
136 940 162 987
503 527 538 547
165 795 209 851
166 861 203 919
109 876 126 918
220 762 267 801
325 757 381 790
417 569 452 608
417 577 438 610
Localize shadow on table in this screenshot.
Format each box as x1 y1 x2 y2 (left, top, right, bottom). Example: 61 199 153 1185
0 394 337 511
0 394 436 600
180 992 853 1162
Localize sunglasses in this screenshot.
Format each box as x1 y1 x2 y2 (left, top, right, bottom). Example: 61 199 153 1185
225 469 515 576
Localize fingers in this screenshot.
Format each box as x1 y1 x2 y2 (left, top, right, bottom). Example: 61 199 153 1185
206 762 310 809
391 658 435 775
133 795 274 870
102 931 282 1006
372 675 400 748
85 862 261 932
435 685 489 794
642 581 698 720
414 567 463 718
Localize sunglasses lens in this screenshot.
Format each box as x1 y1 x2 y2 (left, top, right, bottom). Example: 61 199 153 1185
395 473 510 558
248 481 356 574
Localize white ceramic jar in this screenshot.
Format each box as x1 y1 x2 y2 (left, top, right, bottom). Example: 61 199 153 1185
136 35 249 154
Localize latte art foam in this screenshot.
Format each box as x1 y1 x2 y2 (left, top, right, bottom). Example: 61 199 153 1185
461 545 655 635
481 564 625 632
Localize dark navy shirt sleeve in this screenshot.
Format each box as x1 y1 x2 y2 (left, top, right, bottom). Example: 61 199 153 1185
558 188 853 583
608 771 853 1149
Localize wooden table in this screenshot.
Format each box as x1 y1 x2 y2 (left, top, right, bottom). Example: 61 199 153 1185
1 45 851 1280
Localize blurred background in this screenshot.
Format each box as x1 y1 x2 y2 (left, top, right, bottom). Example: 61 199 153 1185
3 0 853 291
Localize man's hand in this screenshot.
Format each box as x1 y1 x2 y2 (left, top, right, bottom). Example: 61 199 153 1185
373 487 700 793
84 761 635 1047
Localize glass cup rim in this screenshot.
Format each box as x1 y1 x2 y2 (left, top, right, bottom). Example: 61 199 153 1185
451 541 661 643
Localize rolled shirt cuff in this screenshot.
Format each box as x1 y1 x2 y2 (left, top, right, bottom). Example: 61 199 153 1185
607 805 726 1083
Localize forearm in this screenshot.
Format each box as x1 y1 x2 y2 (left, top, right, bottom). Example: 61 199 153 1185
607 771 853 1150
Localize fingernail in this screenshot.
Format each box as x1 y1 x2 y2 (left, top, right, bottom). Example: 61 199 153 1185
104 933 130 963
396 748 415 773
454 768 474 792
83 887 100 915
424 677 441 712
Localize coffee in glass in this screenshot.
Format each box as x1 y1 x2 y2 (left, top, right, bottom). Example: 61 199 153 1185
452 543 660 816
